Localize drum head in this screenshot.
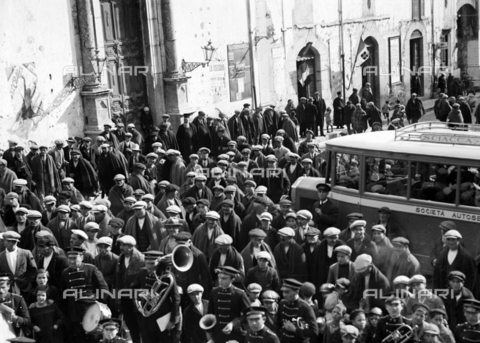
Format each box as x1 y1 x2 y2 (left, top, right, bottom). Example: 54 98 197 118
82 303 101 332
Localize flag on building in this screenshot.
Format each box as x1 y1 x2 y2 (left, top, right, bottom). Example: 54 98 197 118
297 61 309 86
354 36 370 67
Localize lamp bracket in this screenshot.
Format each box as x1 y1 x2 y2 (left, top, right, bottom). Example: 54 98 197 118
182 59 208 73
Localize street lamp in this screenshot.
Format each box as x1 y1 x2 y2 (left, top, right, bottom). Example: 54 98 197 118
182 40 217 73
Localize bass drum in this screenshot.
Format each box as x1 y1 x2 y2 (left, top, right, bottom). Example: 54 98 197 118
82 301 112 334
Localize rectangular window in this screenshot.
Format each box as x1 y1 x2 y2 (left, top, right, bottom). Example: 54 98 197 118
412 0 424 20
333 153 360 191
389 36 402 85
364 157 409 198
410 162 456 204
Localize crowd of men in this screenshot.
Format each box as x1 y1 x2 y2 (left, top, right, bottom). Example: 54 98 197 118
0 92 479 343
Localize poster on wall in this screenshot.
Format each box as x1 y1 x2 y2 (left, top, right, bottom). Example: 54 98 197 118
227 43 252 102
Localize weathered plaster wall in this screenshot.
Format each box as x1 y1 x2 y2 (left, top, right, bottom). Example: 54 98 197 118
0 0 84 150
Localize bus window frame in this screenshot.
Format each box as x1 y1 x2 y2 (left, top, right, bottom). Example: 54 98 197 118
328 147 480 209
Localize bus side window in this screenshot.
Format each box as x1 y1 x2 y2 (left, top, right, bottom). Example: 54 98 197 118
334 153 359 190
458 166 480 207
410 162 455 204
364 157 408 198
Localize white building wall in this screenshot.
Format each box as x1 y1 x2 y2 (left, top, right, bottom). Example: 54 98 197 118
0 0 84 149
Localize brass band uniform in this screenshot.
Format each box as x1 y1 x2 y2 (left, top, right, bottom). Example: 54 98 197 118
207 266 249 343
60 246 108 343
243 306 280 343
276 278 318 343
132 250 181 343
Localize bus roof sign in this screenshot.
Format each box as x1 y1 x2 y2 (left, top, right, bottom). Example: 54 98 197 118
420 133 480 146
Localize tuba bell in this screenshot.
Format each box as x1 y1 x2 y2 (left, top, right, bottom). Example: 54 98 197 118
199 314 217 331
381 324 416 343
135 245 194 317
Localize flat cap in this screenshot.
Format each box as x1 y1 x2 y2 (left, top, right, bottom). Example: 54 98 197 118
439 221 457 231
195 174 207 181
305 227 321 236
182 197 196 206
113 174 126 181
134 163 146 170
205 211 220 220
368 307 383 316
302 158 313 164
354 254 373 273
448 270 466 282
423 325 440 335
224 185 237 193
3 231 21 241
378 207 392 214
285 212 297 220
254 198 271 209
187 284 204 294
43 195 57 204
56 205 71 213
71 229 89 240
217 160 229 166
165 184 180 194
15 207 29 215
371 224 386 233
26 210 42 219
141 194 154 201
324 227 341 237
97 236 113 246
6 192 19 199
350 220 366 229
117 235 137 246
164 217 182 227
259 212 273 221
196 199 210 207
444 229 462 239
297 210 313 220
278 199 292 206
158 181 170 188
334 245 352 256
62 177 75 184
256 186 268 194
146 153 158 159
199 147 211 153
13 179 28 186
132 201 147 210
166 205 182 214
299 282 316 298
247 283 262 293
173 231 192 241
92 205 108 213
245 180 257 187
123 197 136 204
409 274 426 284
392 237 410 246
412 303 430 313
212 185 225 191
256 251 271 261
84 222 100 231
79 201 94 209
278 227 295 237
215 234 233 245
261 290 280 301
249 228 267 239
393 275 410 285
265 155 278 162
281 278 302 291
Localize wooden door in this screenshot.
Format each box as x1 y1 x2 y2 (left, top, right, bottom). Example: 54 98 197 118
100 0 147 130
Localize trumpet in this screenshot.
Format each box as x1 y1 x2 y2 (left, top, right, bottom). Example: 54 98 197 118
199 314 217 331
382 324 417 343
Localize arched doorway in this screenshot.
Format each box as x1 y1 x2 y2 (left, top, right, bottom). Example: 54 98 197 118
457 4 478 76
410 30 424 96
296 43 321 102
362 36 380 105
